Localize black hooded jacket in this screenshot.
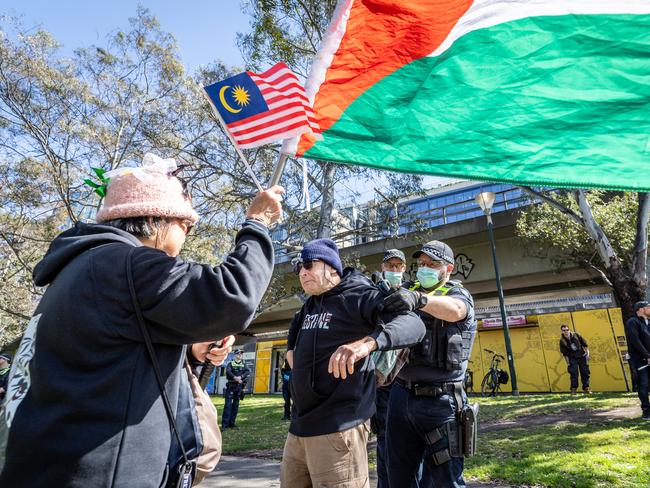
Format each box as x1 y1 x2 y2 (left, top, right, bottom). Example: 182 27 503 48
287 268 425 437
0 220 273 488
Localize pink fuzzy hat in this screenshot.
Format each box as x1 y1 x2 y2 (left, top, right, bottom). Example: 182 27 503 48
95 154 199 224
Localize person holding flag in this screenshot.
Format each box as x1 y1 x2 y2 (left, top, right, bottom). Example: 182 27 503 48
0 153 283 487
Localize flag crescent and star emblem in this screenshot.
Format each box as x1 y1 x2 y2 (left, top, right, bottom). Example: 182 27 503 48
219 85 242 114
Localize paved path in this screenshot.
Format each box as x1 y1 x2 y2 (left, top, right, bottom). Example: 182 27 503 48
202 455 512 488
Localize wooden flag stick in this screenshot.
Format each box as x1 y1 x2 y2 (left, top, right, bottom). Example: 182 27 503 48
201 89 263 192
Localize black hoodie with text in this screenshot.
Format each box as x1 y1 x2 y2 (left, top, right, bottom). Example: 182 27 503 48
287 268 425 437
0 220 273 488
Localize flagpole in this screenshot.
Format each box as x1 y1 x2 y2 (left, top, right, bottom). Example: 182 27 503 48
270 153 289 187
201 89 264 192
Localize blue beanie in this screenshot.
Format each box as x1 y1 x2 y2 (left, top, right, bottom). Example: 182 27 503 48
301 238 343 276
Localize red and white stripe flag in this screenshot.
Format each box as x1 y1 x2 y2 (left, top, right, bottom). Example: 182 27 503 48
204 62 321 150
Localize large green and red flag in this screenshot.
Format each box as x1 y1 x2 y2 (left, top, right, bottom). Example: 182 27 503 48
282 0 650 191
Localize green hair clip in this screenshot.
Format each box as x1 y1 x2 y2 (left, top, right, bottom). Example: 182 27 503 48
83 167 111 198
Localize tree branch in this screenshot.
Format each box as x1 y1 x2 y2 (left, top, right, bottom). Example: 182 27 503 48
633 192 650 282
574 189 618 268
518 186 585 227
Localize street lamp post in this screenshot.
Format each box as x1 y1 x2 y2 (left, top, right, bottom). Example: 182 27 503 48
475 192 519 395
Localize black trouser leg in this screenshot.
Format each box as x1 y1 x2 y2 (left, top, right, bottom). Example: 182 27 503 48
568 359 579 389
578 357 590 389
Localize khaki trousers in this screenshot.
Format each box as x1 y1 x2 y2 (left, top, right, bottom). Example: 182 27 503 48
280 421 371 488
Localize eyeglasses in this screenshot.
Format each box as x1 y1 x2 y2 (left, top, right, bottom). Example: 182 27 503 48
292 259 320 275
417 260 445 269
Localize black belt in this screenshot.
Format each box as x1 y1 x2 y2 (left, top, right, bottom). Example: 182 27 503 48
395 378 463 397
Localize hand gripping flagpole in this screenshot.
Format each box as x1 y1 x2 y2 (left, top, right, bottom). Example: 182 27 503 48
201 89 264 192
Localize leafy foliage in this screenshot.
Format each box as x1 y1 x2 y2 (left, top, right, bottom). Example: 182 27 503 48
516 189 648 318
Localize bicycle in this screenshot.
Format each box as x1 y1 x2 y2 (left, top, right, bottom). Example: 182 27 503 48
481 349 508 396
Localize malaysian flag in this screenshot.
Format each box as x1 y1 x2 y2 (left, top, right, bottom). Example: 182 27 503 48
204 63 321 149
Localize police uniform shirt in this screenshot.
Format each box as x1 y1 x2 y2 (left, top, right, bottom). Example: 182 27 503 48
398 285 476 384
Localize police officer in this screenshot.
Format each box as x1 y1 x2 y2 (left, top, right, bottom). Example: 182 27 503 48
624 301 650 420
221 349 250 430
374 248 408 488
382 240 477 487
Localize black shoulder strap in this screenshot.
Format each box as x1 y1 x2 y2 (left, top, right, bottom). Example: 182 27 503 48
126 247 190 467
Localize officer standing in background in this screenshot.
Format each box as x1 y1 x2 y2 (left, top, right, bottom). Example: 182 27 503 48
559 325 592 394
374 248 408 488
221 349 250 430
382 240 477 487
624 301 650 420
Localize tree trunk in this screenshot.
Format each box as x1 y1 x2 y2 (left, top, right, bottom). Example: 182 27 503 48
316 162 336 238
607 260 646 322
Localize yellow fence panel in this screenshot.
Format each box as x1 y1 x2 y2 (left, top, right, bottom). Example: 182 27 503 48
538 312 573 392
608 308 632 391
254 342 273 393
572 309 626 392
478 330 512 393
467 333 484 395
478 327 549 393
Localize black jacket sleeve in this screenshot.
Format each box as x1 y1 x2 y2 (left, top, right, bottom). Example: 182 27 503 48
359 288 425 351
128 220 274 344
287 309 303 351
559 338 570 357
226 362 235 381
242 365 251 381
626 318 650 360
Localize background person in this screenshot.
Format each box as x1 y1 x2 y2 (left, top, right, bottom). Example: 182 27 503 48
559 325 591 394
281 239 425 488
624 301 650 420
373 248 407 488
382 240 477 488
0 154 283 487
221 349 250 430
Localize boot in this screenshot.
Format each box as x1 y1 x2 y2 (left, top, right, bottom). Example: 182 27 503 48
570 388 577 395
583 388 592 395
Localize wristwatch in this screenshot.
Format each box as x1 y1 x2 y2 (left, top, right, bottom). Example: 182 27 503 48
416 291 428 310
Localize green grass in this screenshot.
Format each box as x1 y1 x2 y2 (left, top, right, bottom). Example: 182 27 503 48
466 416 650 487
212 394 289 454
212 393 650 487
470 392 637 423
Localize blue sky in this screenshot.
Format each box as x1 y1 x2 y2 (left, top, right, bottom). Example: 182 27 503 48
1 1 450 199
2 1 248 72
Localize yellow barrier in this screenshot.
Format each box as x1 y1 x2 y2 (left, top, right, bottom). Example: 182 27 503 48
252 310 629 393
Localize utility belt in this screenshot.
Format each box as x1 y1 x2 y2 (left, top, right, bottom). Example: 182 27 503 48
395 378 463 398
398 378 479 464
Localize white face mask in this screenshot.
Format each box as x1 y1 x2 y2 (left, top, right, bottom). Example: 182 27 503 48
416 267 441 289
383 271 403 287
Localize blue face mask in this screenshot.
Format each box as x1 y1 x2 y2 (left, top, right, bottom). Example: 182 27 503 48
383 271 403 288
417 267 441 289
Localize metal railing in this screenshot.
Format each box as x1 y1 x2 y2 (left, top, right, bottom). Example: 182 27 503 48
275 186 532 261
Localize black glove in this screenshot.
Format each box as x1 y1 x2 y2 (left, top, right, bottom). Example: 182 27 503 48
383 288 426 313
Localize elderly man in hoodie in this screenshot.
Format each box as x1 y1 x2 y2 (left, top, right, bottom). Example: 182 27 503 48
281 239 425 488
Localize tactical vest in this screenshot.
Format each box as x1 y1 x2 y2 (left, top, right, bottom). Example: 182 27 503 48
407 280 475 371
